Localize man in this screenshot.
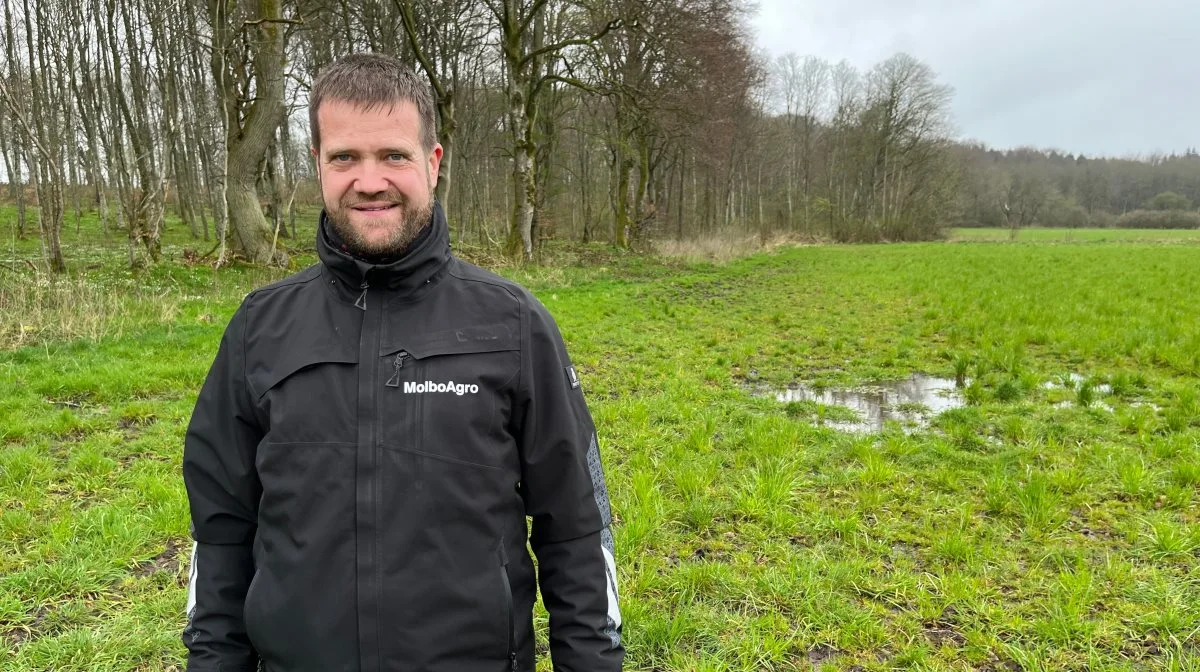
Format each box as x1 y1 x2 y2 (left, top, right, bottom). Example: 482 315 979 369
182 53 623 672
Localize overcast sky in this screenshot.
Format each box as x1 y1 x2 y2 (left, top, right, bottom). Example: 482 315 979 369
749 0 1199 158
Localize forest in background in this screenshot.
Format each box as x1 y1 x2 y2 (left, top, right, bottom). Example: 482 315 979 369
1 0 1198 273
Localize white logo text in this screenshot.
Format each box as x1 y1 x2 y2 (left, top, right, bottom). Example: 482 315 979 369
403 380 480 395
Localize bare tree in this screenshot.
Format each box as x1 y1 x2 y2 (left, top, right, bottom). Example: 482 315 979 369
396 0 489 221
483 0 619 260
210 0 291 265
1002 172 1048 240
773 53 802 230
105 0 166 265
1 0 67 272
796 56 829 231
0 2 29 240
0 1 1055 269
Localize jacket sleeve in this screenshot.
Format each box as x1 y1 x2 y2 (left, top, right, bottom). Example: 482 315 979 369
514 298 624 671
181 301 263 672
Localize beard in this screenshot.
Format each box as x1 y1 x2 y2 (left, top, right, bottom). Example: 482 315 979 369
325 186 435 259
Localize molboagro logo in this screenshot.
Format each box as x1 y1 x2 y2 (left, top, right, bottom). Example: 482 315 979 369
403 380 480 396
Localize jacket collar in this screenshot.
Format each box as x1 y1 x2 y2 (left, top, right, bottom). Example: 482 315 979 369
317 201 452 302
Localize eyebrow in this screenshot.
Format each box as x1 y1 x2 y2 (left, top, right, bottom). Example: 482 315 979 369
324 147 412 157
321 147 415 159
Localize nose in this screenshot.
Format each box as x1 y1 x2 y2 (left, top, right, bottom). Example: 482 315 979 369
353 159 389 195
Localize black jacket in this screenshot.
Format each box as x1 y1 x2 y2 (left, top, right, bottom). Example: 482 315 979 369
182 203 623 672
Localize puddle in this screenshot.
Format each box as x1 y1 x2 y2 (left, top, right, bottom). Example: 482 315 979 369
1042 373 1112 395
754 374 965 434
1054 400 1115 412
1055 399 1162 413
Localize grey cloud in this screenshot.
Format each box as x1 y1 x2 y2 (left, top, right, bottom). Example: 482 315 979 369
751 0 1200 156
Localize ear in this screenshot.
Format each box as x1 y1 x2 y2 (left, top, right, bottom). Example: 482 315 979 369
427 143 443 184
311 146 321 183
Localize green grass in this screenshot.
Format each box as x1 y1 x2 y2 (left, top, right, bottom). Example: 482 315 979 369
2 213 1200 670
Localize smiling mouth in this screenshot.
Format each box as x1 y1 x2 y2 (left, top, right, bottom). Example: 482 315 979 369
352 204 398 212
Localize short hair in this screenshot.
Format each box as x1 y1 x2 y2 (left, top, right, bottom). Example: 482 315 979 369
309 53 438 152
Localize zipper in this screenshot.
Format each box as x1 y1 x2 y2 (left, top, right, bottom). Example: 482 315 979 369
354 271 383 670
499 540 518 672
354 279 369 311
370 278 384 670
384 351 410 388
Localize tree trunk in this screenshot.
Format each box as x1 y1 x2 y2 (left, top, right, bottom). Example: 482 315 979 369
633 136 651 247
117 0 164 262
395 0 460 217
62 41 81 235
614 149 632 248
676 150 685 241
501 10 536 261
785 152 794 232
32 165 66 272
757 160 764 241
226 180 278 260
2 0 26 239
71 16 109 240
21 0 66 271
0 115 23 239
437 110 455 213
505 116 537 260
578 123 591 243
212 0 288 265
279 110 297 239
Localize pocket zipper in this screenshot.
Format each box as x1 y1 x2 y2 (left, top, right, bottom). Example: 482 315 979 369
499 540 518 672
384 351 410 388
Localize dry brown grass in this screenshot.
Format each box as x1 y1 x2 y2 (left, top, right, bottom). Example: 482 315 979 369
0 271 177 349
652 232 814 263
453 232 817 273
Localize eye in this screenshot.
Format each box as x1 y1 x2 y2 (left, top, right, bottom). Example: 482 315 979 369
330 153 353 163
387 153 408 162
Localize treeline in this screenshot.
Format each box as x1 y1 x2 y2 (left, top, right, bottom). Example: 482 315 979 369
956 145 1200 231
0 1 1196 273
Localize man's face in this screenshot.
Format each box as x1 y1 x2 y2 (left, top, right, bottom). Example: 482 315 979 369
313 99 442 257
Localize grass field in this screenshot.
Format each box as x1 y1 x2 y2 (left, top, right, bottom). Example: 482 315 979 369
2 217 1199 670
949 227 1200 243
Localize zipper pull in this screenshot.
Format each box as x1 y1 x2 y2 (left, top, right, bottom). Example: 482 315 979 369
510 652 519 672
354 280 369 311
384 351 409 388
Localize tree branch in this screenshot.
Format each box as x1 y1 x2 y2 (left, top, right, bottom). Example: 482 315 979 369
519 17 621 69
393 0 448 101
517 0 554 36
286 71 310 91
532 73 600 99
0 78 62 183
243 17 304 26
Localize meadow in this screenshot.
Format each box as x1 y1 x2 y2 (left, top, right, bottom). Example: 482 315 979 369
948 228 1200 243
1 219 1199 671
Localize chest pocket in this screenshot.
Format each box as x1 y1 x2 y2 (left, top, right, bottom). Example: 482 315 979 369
251 348 359 444
379 324 520 469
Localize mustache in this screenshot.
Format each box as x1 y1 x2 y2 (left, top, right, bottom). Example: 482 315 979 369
340 191 406 207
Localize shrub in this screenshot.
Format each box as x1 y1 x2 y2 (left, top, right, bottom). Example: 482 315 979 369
1037 193 1090 229
1113 209 1200 230
1088 210 1117 229
1145 191 1193 211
